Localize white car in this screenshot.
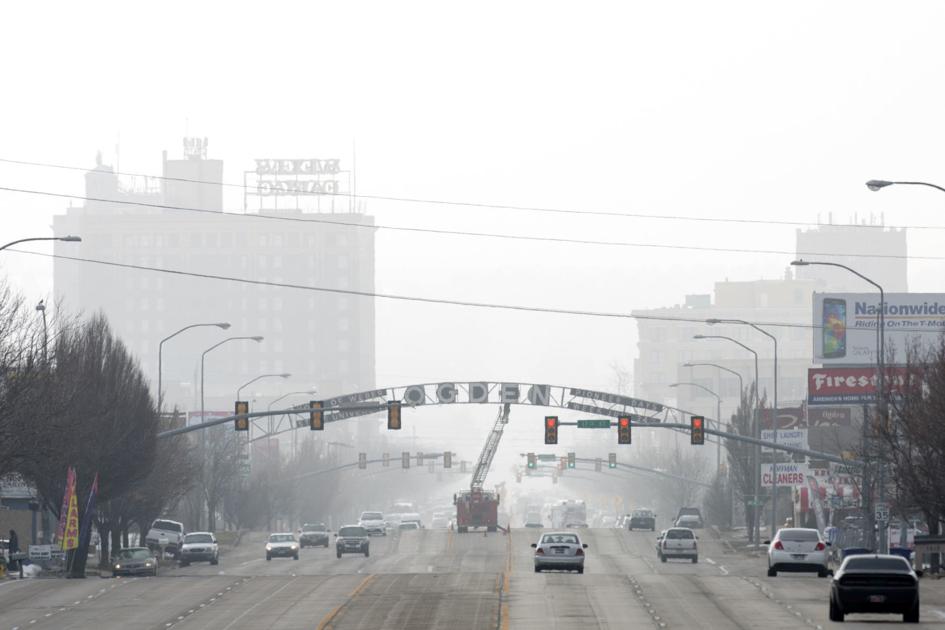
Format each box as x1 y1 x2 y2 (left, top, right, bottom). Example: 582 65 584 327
430 512 451 529
359 511 387 536
179 532 219 566
532 531 587 574
766 527 829 577
658 527 698 563
265 533 300 561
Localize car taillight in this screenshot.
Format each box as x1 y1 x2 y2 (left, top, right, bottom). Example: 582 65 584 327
774 541 784 550
815 542 826 551
535 548 544 555
576 548 584 556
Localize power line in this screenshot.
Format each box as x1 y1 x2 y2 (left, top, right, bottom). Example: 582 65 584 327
2 155 942 232
0 185 938 262
7 247 942 335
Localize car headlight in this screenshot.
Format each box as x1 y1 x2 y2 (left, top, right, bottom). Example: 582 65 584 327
145 561 153 567
114 564 121 569
291 544 298 550
266 544 272 551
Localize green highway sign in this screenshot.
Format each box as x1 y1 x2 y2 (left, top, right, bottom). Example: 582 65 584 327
538 454 557 461
577 419 612 429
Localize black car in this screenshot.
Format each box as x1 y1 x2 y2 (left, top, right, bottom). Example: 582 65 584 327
336 525 370 558
299 522 330 548
627 509 656 531
830 554 920 623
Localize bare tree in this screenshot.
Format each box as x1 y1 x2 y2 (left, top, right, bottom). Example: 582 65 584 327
724 384 764 542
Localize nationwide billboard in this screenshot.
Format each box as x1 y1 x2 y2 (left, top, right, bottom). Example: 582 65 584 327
813 292 945 366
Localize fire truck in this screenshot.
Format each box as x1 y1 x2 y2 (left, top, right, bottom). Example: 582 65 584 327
454 404 508 533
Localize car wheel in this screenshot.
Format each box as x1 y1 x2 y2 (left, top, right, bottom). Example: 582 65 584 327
337 550 343 558
364 550 370 558
767 566 776 577
180 560 189 567
628 527 633 531
152 568 158 577
692 556 698 564
324 542 329 548
266 554 271 561
211 556 219 566
576 566 584 574
828 596 844 622
817 566 828 578
534 566 541 573
293 554 299 560
112 572 118 578
904 600 920 623
660 554 667 563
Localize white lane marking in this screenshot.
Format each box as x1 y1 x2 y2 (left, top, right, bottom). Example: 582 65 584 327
705 558 716 565
427 565 433 573
719 565 730 576
932 609 945 620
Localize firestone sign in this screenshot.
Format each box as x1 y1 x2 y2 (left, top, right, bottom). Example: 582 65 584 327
807 366 916 405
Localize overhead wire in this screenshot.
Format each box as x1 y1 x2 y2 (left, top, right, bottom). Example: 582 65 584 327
0 185 938 262
6 247 942 335
1 155 943 231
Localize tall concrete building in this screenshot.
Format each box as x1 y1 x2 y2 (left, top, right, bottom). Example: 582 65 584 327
632 223 908 439
53 140 375 418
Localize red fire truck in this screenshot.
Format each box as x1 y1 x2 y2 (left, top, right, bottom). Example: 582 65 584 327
454 405 507 533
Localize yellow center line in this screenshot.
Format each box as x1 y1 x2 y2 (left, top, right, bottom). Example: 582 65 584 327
315 574 376 630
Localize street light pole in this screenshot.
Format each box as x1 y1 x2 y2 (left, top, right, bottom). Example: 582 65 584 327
792 259 886 552
0 235 81 253
236 373 292 402
694 334 761 544
158 322 231 413
670 381 722 474
705 319 779 537
684 362 744 398
866 179 945 194
35 300 48 363
200 336 264 424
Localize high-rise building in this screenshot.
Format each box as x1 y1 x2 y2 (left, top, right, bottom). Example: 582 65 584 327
52 140 375 418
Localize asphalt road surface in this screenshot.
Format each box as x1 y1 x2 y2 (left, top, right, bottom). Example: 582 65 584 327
3 528 945 629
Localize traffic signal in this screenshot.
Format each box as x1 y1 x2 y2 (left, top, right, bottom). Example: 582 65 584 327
234 401 249 431
595 458 602 472
618 416 632 444
527 452 537 469
402 451 410 469
416 452 424 466
443 451 452 468
309 400 324 431
608 452 617 469
544 416 558 444
382 452 390 467
691 415 705 445
388 401 402 430
358 452 367 469
567 452 576 469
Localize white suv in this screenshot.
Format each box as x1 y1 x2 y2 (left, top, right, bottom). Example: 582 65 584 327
179 532 219 566
658 527 698 563
359 511 387 536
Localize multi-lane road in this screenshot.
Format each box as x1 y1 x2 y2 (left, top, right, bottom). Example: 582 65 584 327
2 528 945 629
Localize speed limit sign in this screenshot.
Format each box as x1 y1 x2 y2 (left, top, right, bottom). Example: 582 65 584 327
875 502 889 523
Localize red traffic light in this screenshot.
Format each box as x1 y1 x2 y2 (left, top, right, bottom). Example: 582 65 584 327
544 416 559 445
547 417 556 427
693 418 703 429
619 417 629 427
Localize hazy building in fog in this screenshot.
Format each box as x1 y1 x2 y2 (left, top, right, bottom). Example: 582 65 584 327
632 222 908 433
52 140 375 417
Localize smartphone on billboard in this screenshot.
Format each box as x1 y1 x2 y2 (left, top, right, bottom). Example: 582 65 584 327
822 297 846 358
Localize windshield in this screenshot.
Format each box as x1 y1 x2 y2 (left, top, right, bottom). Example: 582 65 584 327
116 548 151 560
339 526 367 537
844 557 912 572
541 534 579 545
400 522 419 529
184 533 213 544
667 529 694 539
269 534 295 543
778 529 820 542
633 510 652 517
360 512 383 520
303 523 326 532
151 520 182 532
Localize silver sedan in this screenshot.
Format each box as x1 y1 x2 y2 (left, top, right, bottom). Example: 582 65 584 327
532 531 587 574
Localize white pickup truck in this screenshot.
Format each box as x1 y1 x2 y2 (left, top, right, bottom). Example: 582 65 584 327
145 519 185 559
658 527 698 564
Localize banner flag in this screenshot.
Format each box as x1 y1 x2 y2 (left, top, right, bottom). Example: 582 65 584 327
62 484 80 551
56 467 76 547
78 473 99 544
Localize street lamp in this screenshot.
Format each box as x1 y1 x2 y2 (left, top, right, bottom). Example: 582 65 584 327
707 318 779 534
158 322 231 413
0 235 81 253
200 336 264 425
35 300 48 363
693 338 760 537
866 179 945 194
669 381 722 474
236 373 291 402
792 258 886 552
683 362 744 396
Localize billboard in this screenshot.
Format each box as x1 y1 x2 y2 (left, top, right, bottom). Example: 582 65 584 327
761 462 810 487
807 366 916 405
813 292 945 365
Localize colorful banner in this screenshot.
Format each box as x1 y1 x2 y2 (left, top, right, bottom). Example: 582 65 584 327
61 484 80 551
56 467 75 546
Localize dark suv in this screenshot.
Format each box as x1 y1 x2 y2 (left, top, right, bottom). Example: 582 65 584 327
336 525 370 558
628 509 656 531
299 522 330 548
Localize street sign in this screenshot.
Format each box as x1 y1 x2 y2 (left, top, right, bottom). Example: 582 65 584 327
875 502 889 523
537 454 557 461
577 419 611 429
